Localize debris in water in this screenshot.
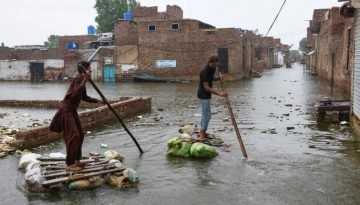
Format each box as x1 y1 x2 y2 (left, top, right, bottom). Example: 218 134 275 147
137 116 143 119
286 127 295 131
100 144 108 148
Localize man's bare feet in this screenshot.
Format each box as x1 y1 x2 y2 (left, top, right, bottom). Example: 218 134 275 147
66 164 84 171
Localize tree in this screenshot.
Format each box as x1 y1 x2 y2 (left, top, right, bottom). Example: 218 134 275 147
299 37 308 52
44 35 59 48
94 0 140 33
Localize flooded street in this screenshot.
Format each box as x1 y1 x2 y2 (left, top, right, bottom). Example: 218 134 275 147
1 63 360 205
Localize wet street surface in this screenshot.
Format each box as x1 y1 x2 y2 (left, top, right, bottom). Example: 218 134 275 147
1 63 360 205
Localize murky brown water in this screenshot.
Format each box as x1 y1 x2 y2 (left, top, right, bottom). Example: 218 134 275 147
1 63 360 205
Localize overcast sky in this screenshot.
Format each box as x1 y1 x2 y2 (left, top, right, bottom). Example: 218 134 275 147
1 0 343 49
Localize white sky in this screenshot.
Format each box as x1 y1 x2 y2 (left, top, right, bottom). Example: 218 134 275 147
0 0 343 49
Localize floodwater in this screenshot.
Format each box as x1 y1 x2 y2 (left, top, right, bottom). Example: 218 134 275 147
1 63 360 205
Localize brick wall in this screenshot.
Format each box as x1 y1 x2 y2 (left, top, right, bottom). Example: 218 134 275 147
114 20 139 46
11 97 151 148
315 7 353 93
165 5 183 20
135 19 243 78
133 5 183 22
0 48 62 60
58 35 97 54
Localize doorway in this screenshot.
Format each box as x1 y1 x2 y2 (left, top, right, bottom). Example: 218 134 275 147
30 62 44 82
218 48 229 73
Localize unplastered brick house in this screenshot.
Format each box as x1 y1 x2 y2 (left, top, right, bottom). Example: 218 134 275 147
114 5 285 80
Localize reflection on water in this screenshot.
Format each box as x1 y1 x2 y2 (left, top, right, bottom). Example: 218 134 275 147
1 63 360 204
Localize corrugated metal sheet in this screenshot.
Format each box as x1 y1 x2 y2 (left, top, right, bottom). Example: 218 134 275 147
353 10 360 118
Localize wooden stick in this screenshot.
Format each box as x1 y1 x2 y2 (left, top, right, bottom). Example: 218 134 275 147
42 167 125 187
44 165 117 179
42 161 110 175
219 72 248 158
79 64 144 153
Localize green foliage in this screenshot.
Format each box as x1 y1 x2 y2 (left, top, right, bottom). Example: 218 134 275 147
299 37 308 52
94 0 140 33
44 35 59 48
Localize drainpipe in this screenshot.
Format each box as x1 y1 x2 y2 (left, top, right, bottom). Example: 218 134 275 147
87 46 115 62
87 46 115 81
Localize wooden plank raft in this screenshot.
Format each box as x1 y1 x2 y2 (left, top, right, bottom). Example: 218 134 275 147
43 164 117 179
181 132 228 147
38 155 124 187
42 167 125 187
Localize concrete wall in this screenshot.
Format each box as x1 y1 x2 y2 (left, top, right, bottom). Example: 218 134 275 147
0 59 64 81
0 60 30 80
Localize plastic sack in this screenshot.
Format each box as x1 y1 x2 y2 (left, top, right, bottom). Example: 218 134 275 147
109 159 126 169
167 137 192 158
18 153 41 170
103 150 124 161
25 160 40 172
179 124 196 135
25 167 45 192
106 174 132 188
49 152 66 159
125 168 138 183
190 142 218 158
69 176 103 190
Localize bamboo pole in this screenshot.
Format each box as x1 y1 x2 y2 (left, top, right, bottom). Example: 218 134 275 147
219 72 248 158
79 65 144 153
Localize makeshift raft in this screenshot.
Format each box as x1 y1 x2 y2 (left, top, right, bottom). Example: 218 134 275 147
39 157 124 187
20 150 138 192
181 132 228 147
167 124 231 158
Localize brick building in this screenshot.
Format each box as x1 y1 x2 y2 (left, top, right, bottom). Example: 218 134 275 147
114 5 286 80
306 7 354 93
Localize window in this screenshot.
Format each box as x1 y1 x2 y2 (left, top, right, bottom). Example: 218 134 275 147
171 23 179 30
148 25 156 31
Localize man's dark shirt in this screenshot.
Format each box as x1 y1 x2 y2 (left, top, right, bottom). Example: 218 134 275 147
197 65 216 99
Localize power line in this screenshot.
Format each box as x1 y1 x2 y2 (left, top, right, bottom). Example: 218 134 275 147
264 0 287 37
273 28 307 37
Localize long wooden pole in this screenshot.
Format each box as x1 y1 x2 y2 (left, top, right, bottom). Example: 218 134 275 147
219 72 248 158
80 65 144 153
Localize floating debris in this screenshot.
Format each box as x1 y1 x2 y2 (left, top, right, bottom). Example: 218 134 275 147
137 116 143 120
100 144 108 148
287 127 295 131
268 128 277 134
